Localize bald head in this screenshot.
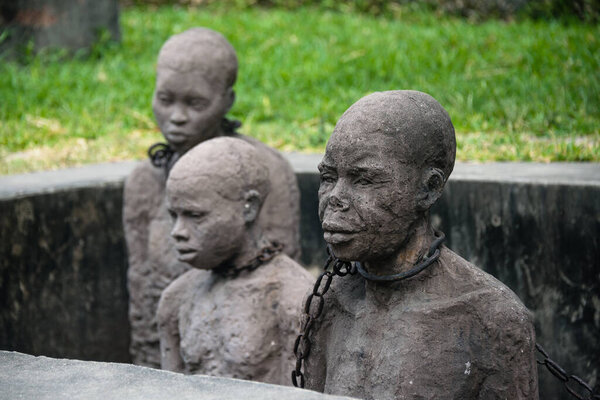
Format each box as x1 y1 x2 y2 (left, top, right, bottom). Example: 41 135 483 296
334 90 456 181
157 27 238 91
168 137 270 202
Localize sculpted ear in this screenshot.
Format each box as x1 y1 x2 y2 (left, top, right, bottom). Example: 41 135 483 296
417 167 445 211
224 87 235 113
243 189 261 224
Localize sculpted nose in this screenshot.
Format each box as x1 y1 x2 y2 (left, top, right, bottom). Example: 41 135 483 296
171 218 189 241
329 194 350 212
170 105 188 125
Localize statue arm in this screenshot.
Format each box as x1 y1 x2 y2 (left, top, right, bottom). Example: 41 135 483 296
478 306 539 400
156 276 186 372
124 162 162 364
123 163 158 304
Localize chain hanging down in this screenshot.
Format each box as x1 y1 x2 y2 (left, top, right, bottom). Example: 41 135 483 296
291 247 356 388
536 343 600 400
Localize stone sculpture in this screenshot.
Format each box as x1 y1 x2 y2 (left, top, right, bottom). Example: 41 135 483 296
300 91 538 399
157 137 313 385
124 28 301 367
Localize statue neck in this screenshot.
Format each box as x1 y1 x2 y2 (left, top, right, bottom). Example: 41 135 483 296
230 226 270 271
364 217 435 277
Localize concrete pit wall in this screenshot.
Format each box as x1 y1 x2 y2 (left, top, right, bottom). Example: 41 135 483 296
0 156 598 399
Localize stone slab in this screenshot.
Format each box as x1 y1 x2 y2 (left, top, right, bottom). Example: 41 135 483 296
0 351 356 400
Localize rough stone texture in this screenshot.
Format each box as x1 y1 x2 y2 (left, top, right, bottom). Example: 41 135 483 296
0 0 120 54
307 91 538 399
0 351 357 400
125 28 301 367
0 159 598 399
157 138 313 385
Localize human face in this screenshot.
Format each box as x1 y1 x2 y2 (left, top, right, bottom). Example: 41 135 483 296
153 67 232 155
166 177 246 269
318 128 422 265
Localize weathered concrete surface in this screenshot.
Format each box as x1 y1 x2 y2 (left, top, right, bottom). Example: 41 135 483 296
0 0 120 54
1 158 599 399
0 351 357 400
0 176 131 363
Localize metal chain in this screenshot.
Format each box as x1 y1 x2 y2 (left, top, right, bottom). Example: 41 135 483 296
148 142 175 170
536 343 600 400
291 246 356 388
355 231 445 282
213 241 283 278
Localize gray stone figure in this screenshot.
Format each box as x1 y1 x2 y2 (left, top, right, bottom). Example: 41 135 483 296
157 137 313 385
303 91 538 399
124 27 301 367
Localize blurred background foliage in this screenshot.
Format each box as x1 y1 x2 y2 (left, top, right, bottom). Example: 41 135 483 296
121 0 600 22
0 0 598 174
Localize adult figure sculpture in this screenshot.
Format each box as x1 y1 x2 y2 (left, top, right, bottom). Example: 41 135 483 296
157 137 313 384
301 91 538 399
124 28 301 367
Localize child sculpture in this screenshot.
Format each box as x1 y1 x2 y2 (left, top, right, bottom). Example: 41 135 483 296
157 137 313 385
299 91 538 399
124 28 301 367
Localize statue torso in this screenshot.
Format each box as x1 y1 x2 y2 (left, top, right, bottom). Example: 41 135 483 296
306 248 538 400
175 255 313 385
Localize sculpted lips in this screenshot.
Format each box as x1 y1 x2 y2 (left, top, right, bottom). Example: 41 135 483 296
176 247 197 261
166 131 190 143
322 221 360 244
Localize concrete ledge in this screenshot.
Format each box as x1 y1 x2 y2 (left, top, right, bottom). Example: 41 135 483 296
1 157 599 399
1 157 599 200
0 351 355 400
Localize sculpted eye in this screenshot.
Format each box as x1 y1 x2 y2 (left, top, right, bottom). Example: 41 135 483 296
158 94 173 105
188 97 209 110
320 173 336 184
356 178 371 186
184 210 207 220
167 209 177 220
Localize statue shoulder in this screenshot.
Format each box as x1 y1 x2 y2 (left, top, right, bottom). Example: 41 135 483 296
158 270 207 314
440 248 534 326
124 160 165 203
266 254 313 282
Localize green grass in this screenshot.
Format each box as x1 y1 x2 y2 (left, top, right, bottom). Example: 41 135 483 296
1 5 599 174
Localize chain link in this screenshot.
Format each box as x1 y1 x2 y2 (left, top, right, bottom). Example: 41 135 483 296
148 142 175 170
291 246 356 388
213 241 283 278
536 343 600 400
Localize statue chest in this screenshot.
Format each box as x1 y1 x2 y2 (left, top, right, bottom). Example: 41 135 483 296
178 280 282 378
320 296 485 399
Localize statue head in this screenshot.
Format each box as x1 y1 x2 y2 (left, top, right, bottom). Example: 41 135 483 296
318 90 455 264
153 27 238 155
166 137 270 270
